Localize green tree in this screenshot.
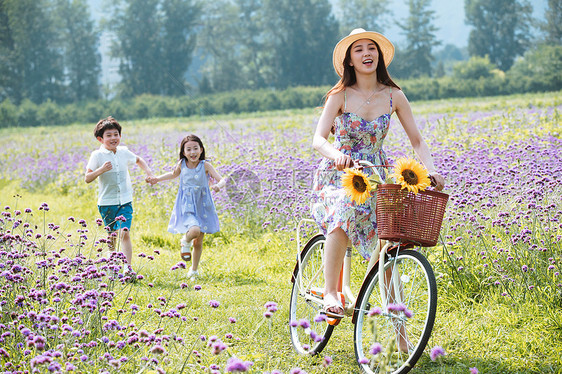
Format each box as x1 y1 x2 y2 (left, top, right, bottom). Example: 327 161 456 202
465 0 532 71
396 0 440 78
234 0 271 89
109 0 162 97
452 55 496 80
435 44 467 62
55 0 101 102
160 0 201 96
539 0 562 45
0 2 16 103
337 0 391 34
508 44 562 92
109 0 201 97
432 44 468 75
0 0 64 104
196 0 249 92
261 0 339 87
393 0 440 79
198 0 338 91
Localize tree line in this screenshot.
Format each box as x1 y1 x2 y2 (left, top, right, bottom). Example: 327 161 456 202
0 0 561 108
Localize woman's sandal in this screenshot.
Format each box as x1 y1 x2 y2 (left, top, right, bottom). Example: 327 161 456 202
322 294 344 319
180 238 192 261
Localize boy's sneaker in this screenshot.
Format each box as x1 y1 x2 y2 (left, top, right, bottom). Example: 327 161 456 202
122 265 137 282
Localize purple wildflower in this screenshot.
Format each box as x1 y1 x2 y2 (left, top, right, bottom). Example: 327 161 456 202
298 319 310 329
225 357 253 372
430 345 446 361
264 301 278 312
150 344 166 355
369 342 382 355
210 340 227 355
314 314 327 322
368 307 382 316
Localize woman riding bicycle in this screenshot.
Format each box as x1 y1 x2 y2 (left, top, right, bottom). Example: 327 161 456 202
311 28 445 319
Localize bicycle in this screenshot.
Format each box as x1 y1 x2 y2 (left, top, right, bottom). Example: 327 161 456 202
289 160 448 374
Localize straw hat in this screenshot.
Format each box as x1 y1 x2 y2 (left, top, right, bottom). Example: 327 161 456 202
332 28 395 77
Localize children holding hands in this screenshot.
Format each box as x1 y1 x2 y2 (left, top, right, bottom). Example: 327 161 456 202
86 122 223 280
147 134 224 279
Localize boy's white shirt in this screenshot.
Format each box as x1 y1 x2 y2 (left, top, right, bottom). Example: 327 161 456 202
87 145 137 206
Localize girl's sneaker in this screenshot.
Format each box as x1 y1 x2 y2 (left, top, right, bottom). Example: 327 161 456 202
180 238 192 261
187 269 199 279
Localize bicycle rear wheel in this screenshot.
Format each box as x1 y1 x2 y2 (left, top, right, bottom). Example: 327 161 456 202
353 248 437 374
289 234 334 355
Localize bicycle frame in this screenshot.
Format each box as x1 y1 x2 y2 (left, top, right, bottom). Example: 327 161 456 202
294 218 407 321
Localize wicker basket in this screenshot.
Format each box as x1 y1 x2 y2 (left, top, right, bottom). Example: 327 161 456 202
375 184 449 247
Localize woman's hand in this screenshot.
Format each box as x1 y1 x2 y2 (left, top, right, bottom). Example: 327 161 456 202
429 172 445 191
334 153 354 171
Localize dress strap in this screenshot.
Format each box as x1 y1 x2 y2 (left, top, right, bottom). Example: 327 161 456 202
389 87 393 114
344 89 347 111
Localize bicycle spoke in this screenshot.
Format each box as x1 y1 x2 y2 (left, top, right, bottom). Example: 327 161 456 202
290 235 334 355
354 249 437 374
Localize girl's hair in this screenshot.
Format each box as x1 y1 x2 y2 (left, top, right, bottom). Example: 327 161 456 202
94 116 122 138
325 40 400 100
179 134 206 162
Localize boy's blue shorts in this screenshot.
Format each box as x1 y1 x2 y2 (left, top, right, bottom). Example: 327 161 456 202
98 202 133 231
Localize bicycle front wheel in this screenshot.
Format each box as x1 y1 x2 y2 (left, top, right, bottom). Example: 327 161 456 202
289 234 334 355
353 248 437 374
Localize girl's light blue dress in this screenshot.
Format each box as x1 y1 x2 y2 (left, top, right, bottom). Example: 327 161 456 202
168 159 220 234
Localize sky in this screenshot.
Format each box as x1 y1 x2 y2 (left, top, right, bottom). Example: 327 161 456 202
380 0 547 47
384 0 472 47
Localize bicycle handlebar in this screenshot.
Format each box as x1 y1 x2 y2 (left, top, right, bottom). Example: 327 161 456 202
355 160 437 187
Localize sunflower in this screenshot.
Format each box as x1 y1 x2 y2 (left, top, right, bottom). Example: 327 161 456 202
341 168 372 204
389 158 431 194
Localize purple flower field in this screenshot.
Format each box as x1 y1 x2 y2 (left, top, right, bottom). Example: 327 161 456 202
0 93 561 373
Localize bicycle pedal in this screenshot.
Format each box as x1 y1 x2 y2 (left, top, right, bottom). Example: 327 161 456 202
309 288 324 298
326 317 341 326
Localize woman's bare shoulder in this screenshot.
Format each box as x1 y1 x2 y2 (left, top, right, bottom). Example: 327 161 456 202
392 88 410 105
328 89 346 102
325 89 346 113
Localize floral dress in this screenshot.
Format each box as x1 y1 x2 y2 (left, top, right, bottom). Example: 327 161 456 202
311 88 392 259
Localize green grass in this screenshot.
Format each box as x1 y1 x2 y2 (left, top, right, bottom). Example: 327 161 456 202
0 90 561 373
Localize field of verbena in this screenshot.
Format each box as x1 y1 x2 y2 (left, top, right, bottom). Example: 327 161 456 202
0 91 561 373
